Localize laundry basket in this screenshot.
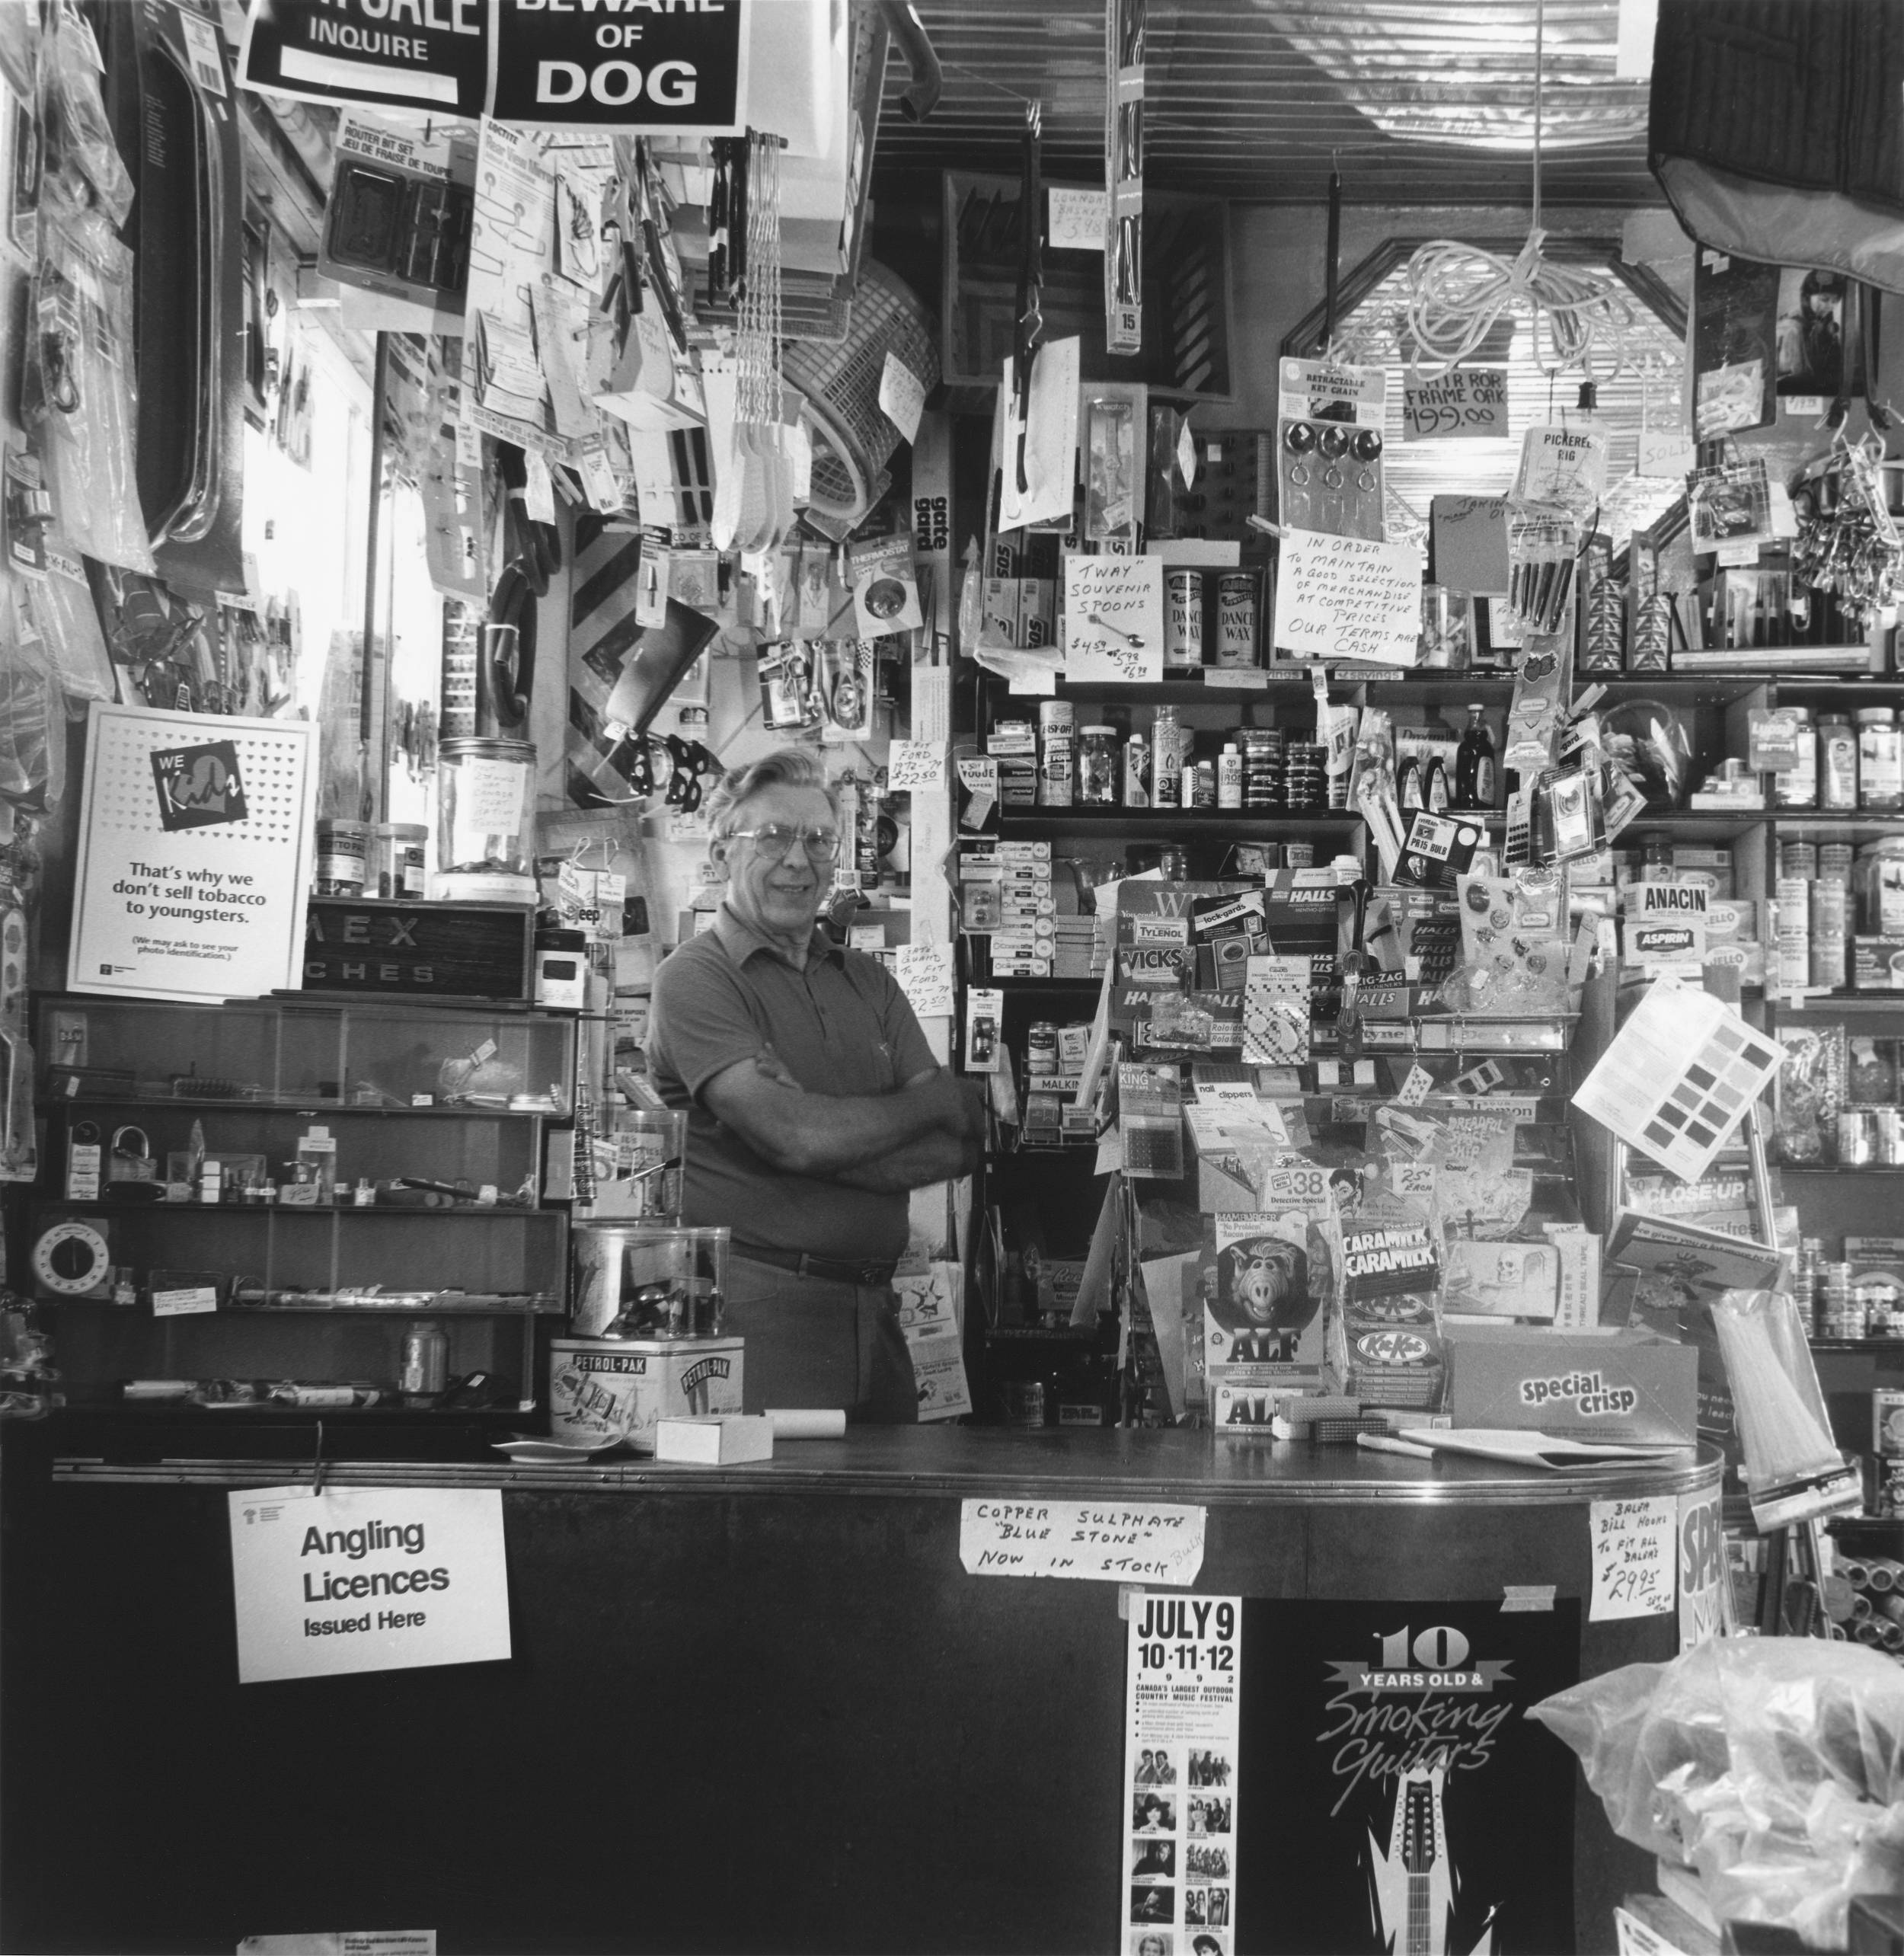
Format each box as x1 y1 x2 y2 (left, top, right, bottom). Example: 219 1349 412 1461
782 260 940 532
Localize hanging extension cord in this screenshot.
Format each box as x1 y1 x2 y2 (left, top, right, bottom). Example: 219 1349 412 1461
1396 0 1634 381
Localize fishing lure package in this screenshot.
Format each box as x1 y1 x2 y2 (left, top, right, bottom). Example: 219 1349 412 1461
23 210 152 575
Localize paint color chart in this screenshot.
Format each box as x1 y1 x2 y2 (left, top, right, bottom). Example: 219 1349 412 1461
1572 978 1783 1183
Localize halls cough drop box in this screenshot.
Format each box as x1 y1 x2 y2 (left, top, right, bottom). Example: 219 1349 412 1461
1443 1325 1697 1446
549 1338 744 1454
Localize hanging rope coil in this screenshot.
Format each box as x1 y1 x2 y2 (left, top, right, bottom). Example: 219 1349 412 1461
1394 0 1632 382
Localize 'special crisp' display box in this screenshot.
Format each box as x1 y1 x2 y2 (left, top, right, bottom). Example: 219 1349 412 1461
1442 1325 1698 1446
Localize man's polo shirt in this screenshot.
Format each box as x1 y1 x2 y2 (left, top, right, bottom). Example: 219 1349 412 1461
644 906 937 1261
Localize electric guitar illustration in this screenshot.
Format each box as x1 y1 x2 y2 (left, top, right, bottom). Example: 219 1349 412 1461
1368 1766 1496 1956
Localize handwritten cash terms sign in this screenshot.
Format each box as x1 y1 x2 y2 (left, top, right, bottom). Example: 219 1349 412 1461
1271 527 1422 667
960 1498 1206 1584
228 1486 511 1683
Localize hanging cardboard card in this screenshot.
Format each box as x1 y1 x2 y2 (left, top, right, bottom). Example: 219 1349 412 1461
1404 366 1506 441
1062 554 1163 682
1277 357 1387 427
1430 495 1511 595
1000 338 1082 531
848 533 923 635
239 0 489 117
1272 527 1421 667
228 1485 510 1684
68 703 318 1005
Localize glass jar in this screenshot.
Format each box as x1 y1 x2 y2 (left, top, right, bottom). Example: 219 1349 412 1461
1819 714 1859 812
1771 705 1816 809
436 737 537 902
1078 726 1119 807
1859 706 1903 810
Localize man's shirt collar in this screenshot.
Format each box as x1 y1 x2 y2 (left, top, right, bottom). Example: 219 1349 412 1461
713 903 842 969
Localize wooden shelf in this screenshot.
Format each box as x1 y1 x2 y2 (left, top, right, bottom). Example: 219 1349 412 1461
998 810 1359 839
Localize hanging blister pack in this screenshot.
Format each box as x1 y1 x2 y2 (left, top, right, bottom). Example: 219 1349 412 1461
1576 532 1624 674
1084 394 1139 542
37 0 132 232
1506 511 1578 636
1276 358 1388 542
24 210 152 574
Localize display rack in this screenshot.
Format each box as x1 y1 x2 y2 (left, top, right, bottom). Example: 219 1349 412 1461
29 995 575 1417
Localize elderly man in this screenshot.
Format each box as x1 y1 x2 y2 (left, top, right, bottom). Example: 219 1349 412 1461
646 747 982 1421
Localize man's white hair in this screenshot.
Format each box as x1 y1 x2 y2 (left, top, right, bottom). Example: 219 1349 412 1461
704 746 841 838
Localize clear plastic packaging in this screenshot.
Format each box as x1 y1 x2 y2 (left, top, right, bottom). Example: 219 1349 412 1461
1530 1638 1904 1951
36 1 133 232
23 210 154 575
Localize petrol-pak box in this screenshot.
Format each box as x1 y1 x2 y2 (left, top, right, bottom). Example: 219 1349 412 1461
548 1337 744 1454
1442 1325 1697 1446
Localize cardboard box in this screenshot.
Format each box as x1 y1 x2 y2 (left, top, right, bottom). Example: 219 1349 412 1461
1443 1325 1697 1446
655 1414 774 1464
1442 1238 1561 1320
1852 938 1904 991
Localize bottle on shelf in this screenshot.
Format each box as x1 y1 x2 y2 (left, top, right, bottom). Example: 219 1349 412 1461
1454 705 1496 810
1396 753 1424 813
1423 756 1450 813
1216 743 1243 810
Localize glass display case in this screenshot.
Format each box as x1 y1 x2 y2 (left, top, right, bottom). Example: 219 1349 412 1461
30 996 574 1417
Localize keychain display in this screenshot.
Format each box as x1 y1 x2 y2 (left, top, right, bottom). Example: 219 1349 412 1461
1275 356 1388 542
1793 436 1904 628
1084 395 1139 542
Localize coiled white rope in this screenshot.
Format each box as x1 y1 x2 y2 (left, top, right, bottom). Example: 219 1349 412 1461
1394 0 1634 381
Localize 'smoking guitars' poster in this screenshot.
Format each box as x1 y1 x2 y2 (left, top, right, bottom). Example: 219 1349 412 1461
1235 1600 1580 1955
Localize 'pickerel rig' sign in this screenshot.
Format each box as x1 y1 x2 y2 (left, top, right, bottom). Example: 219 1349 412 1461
240 0 748 132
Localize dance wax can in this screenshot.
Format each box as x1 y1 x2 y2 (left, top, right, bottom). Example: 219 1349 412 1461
1165 571 1203 670
1214 572 1258 667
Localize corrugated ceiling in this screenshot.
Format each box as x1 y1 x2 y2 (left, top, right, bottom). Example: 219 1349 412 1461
876 0 1661 206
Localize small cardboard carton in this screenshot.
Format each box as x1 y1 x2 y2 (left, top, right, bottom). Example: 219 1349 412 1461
1443 1325 1697 1446
548 1336 745 1454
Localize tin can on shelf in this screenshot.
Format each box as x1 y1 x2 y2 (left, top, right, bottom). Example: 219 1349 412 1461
1165 570 1203 670
1027 1022 1058 1072
313 818 367 896
1152 707 1184 809
1214 572 1258 668
1123 735 1151 807
1781 840 1819 881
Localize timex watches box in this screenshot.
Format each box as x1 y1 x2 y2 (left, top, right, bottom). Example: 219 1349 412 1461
1442 1325 1698 1446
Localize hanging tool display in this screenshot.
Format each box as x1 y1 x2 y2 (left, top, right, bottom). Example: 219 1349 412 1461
1013 102 1045 498
1104 0 1145 356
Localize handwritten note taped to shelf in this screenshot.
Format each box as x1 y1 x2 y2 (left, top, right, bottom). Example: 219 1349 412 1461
1404 366 1506 441
894 941 956 1019
1049 186 1107 250
1271 526 1421 666
1589 1494 1676 1622
152 1286 218 1318
887 741 945 794
1062 554 1163 682
960 1497 1206 1585
878 351 926 445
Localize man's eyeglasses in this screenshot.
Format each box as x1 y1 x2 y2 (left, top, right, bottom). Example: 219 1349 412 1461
724 824 842 864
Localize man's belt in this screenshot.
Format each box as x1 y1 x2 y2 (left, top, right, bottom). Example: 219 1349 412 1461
733 1243 898 1287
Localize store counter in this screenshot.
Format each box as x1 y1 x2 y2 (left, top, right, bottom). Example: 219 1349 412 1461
2 1427 1717 1955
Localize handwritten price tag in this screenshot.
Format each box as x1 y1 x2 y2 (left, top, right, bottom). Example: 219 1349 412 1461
1061 553 1163 683
152 1286 217 1318
960 1497 1206 1584
1589 1494 1676 1622
877 352 926 445
887 741 945 794
1048 185 1107 251
1404 366 1506 441
894 941 956 1019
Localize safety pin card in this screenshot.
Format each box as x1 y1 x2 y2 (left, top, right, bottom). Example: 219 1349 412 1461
1062 552 1162 682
